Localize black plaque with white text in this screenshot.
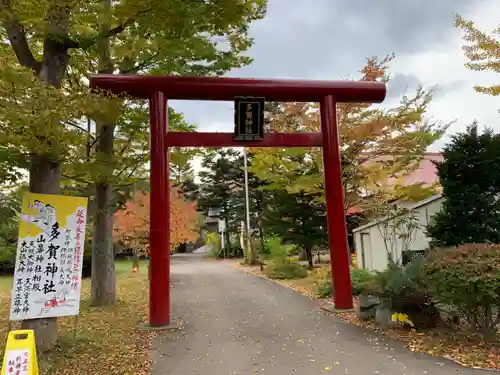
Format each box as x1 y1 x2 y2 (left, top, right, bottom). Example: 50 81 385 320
234 96 265 141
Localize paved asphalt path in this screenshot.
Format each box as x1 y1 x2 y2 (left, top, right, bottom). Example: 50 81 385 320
151 254 492 375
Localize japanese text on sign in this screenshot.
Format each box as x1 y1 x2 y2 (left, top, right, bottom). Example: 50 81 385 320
9 193 88 321
4 349 30 375
234 96 265 141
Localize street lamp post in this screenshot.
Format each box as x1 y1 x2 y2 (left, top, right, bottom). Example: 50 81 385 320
243 148 252 258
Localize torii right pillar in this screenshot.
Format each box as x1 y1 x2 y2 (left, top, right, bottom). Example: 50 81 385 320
320 95 353 310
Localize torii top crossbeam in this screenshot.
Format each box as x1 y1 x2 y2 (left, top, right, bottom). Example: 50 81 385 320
89 75 386 103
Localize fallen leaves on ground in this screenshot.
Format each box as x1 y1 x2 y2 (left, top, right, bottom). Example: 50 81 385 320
236 263 500 371
0 266 154 375
334 302 499 370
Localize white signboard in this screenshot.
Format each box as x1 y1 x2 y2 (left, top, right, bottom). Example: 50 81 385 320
9 193 88 321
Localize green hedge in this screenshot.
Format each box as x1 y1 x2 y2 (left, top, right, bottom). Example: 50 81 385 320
314 268 375 298
264 261 308 280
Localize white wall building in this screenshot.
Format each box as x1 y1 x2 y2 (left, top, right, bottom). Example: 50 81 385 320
353 195 444 272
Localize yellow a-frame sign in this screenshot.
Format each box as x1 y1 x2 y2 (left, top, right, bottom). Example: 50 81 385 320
2 330 38 375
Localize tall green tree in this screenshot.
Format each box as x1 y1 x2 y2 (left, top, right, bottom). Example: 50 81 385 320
263 189 327 268
196 149 268 261
427 123 500 247
197 149 245 252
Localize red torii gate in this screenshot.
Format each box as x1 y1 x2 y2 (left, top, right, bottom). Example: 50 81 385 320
89 75 386 327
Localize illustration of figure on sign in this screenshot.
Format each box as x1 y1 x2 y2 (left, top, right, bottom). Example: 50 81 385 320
20 199 57 234
34 287 76 317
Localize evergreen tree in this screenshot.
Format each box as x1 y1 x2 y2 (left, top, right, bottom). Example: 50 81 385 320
427 123 500 247
197 149 245 253
263 189 327 267
196 149 269 259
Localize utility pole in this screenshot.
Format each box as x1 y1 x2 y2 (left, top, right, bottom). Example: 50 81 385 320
243 148 253 261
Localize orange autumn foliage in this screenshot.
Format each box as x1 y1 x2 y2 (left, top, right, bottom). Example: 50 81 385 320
113 188 199 252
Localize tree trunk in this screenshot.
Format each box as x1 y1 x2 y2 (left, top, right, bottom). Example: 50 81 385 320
132 248 140 271
247 227 257 265
20 154 60 352
243 219 256 264
258 220 265 254
298 248 307 261
91 0 117 306
91 170 116 305
223 216 231 256
316 249 321 264
224 229 231 257
305 246 313 268
178 243 187 253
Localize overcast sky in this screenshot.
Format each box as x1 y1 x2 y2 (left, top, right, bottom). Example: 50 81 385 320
169 0 500 153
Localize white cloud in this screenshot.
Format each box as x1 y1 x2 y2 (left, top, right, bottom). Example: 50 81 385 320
390 0 500 148
171 0 500 175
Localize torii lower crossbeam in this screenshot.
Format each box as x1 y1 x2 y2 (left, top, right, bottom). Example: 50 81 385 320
89 75 386 328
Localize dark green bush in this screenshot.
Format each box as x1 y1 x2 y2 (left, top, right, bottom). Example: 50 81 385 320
350 268 376 296
0 244 16 275
371 259 439 329
287 246 301 256
314 278 332 298
313 268 376 298
0 218 19 275
264 236 288 261
264 261 308 280
423 243 500 340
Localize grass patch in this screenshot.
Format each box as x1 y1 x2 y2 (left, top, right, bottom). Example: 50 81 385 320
263 261 308 280
0 276 12 294
115 259 148 274
0 260 152 375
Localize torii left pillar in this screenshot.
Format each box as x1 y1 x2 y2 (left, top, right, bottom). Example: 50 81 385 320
149 91 171 327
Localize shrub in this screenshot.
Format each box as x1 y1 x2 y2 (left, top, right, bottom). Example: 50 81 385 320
312 267 332 298
313 268 376 299
311 267 330 280
264 261 308 280
370 259 439 329
264 236 288 261
351 253 357 267
286 245 300 256
423 243 500 340
350 268 375 296
227 245 244 258
0 244 16 275
314 279 332 298
205 232 222 258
